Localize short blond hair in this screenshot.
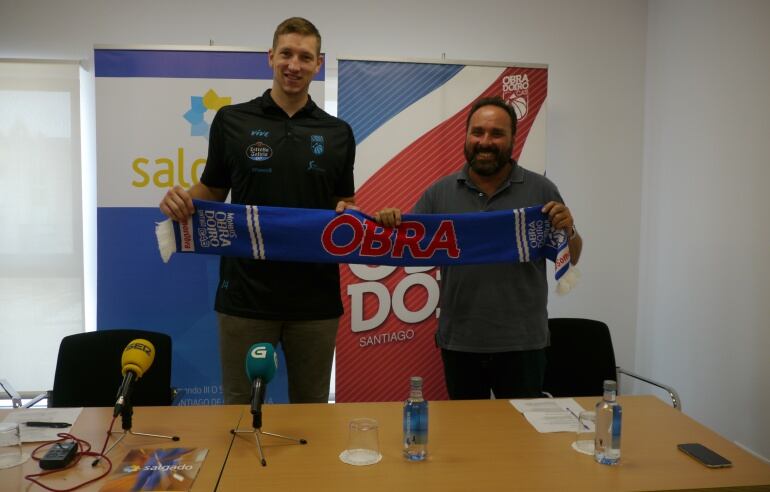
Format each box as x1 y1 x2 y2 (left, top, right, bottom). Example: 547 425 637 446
272 17 322 54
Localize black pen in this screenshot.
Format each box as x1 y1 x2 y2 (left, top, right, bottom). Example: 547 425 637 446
24 421 72 428
565 407 590 430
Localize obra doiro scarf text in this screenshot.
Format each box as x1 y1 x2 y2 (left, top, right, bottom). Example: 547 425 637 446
156 200 578 293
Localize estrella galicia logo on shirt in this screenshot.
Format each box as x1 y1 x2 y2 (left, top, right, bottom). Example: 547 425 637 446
311 135 324 156
246 141 273 161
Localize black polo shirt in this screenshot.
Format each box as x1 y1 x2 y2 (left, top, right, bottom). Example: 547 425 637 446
201 90 355 320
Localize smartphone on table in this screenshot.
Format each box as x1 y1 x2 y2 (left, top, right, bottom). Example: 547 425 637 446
677 443 732 468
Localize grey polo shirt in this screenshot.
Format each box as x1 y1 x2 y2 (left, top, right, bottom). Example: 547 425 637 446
412 163 563 353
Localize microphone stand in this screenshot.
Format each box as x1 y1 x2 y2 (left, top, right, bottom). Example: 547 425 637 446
230 379 306 466
100 382 180 460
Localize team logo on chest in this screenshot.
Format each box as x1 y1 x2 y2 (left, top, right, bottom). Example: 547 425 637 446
246 141 273 162
311 135 324 156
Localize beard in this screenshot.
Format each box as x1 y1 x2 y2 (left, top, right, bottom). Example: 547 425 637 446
465 141 513 177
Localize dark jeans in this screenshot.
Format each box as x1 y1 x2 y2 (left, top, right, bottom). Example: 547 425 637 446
218 313 339 404
440 348 546 399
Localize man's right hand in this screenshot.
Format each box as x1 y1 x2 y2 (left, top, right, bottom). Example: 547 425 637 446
374 208 403 228
159 185 195 222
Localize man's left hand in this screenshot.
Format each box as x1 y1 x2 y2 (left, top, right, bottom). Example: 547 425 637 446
543 201 582 264
542 201 573 231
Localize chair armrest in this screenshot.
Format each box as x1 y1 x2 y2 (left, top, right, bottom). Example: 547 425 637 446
0 379 22 408
21 391 50 408
617 367 682 411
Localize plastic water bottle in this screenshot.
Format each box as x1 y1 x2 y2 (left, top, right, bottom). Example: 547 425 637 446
403 376 428 461
594 379 622 465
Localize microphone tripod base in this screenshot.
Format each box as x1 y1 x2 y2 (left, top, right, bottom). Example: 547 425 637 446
231 427 307 467
103 429 181 457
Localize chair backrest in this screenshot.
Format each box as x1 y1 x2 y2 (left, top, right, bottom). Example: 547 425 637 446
50 329 173 408
542 318 617 397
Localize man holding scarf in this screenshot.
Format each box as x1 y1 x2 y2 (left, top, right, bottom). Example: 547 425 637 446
159 17 355 404
376 97 582 399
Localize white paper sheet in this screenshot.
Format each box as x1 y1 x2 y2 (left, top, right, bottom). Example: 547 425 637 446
2 407 83 442
509 397 590 433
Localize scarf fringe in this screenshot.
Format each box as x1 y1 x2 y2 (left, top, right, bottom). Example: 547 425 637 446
556 267 581 295
155 219 176 263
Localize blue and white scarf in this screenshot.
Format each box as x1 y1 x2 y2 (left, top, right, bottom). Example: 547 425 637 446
156 199 578 293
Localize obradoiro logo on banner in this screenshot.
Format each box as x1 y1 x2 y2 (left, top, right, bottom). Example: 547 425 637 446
347 265 439 348
131 89 231 189
503 74 529 120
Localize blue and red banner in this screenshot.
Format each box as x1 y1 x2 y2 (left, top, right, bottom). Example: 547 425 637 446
336 59 548 402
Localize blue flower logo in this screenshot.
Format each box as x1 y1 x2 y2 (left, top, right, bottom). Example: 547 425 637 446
183 89 231 139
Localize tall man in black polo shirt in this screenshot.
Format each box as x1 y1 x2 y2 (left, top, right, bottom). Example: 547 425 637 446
160 17 356 404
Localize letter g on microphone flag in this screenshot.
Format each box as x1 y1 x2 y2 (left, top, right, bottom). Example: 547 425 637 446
156 199 577 293
245 343 277 383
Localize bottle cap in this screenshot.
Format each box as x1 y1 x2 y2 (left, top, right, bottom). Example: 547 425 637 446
603 380 617 391
410 376 423 389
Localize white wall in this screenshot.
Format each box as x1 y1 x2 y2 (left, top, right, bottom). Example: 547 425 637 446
639 0 770 459
0 0 647 375
1 0 764 458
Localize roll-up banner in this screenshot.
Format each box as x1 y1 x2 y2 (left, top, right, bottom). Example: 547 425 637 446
95 46 325 404
336 58 548 402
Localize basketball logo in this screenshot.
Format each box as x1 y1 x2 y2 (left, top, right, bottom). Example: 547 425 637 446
502 73 530 121
510 96 528 120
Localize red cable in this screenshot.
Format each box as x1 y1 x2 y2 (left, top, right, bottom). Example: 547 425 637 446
24 417 116 492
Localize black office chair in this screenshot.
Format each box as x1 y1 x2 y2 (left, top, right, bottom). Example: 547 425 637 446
46 329 175 408
543 318 681 410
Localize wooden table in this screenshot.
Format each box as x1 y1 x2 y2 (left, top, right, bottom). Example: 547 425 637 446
219 396 770 491
2 396 769 491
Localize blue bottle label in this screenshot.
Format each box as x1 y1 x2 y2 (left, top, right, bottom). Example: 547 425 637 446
611 404 622 448
404 402 428 445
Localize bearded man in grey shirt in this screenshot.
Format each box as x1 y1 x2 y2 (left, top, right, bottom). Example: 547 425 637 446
375 96 582 399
